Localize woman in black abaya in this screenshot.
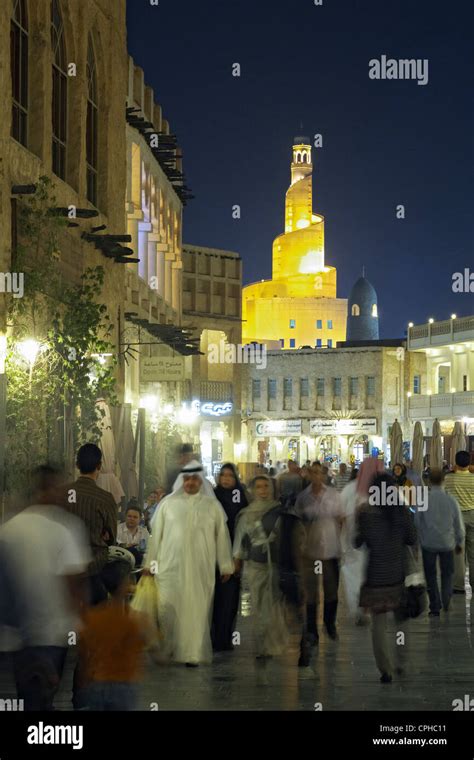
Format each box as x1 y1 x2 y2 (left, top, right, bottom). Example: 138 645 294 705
212 463 249 651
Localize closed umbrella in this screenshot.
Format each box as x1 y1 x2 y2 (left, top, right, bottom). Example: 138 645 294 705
412 421 424 475
96 399 125 505
114 403 138 503
430 418 443 470
450 421 467 467
390 419 403 466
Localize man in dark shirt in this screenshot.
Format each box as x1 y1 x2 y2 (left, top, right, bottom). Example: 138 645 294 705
63 443 118 605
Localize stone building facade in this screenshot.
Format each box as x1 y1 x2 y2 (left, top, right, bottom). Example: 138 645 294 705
1 0 129 393
182 244 243 478
242 342 426 466
407 314 474 462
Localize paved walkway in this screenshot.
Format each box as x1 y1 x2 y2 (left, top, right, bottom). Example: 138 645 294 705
1 585 473 711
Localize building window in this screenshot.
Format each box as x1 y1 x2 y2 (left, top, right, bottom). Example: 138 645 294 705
327 320 333 329
280 338 284 348
372 304 378 317
252 379 261 399
51 0 67 179
284 378 292 397
316 338 322 348
11 0 29 146
351 304 360 316
463 375 468 392
268 379 276 399
300 378 309 397
367 376 375 396
413 375 421 395
316 319 322 329
290 338 295 348
350 377 359 396
333 377 341 396
86 36 98 205
327 339 333 348
289 319 295 328
316 378 325 396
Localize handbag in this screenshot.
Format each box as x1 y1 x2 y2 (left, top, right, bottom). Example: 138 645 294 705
359 583 404 614
399 546 427 619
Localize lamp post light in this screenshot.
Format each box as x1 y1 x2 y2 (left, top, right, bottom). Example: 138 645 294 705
17 339 41 384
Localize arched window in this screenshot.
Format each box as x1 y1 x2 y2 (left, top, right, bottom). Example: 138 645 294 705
86 35 98 205
351 304 360 316
51 0 67 178
372 304 378 317
11 0 29 145
302 152 307 163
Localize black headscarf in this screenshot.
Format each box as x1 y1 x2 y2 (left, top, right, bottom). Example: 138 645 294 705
214 463 249 540
393 463 408 486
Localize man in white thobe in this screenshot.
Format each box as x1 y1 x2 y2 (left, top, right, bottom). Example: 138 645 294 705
144 461 234 666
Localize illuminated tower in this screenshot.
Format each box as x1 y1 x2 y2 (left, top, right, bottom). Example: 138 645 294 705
242 137 347 348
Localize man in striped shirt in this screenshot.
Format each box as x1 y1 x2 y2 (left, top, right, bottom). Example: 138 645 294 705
63 443 118 605
334 463 352 492
444 450 474 592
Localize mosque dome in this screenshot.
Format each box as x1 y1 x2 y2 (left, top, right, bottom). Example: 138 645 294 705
346 275 379 341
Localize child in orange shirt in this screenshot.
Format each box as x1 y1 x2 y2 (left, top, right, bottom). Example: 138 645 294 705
77 560 154 710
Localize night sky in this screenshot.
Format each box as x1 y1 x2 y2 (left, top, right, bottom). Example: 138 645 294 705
126 0 473 337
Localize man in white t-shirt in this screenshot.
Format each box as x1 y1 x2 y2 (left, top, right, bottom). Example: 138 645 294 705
0 465 90 710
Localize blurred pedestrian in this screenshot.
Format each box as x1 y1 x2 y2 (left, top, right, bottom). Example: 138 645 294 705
277 460 304 507
444 451 474 593
165 444 195 493
62 443 118 606
212 463 249 651
144 488 166 532
0 465 90 710
355 472 417 683
334 463 351 492
415 469 464 615
77 560 154 710
294 463 344 646
234 475 301 681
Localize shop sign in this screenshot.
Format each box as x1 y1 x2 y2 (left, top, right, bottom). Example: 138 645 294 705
200 401 233 417
140 356 185 382
255 419 302 437
309 418 377 435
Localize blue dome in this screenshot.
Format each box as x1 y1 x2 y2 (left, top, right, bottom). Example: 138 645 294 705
348 277 378 309
346 276 379 341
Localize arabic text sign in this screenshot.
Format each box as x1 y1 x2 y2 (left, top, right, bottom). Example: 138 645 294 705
140 356 185 382
255 420 302 437
309 418 377 435
200 401 233 417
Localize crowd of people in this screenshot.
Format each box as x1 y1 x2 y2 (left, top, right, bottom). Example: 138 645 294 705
0 443 473 709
